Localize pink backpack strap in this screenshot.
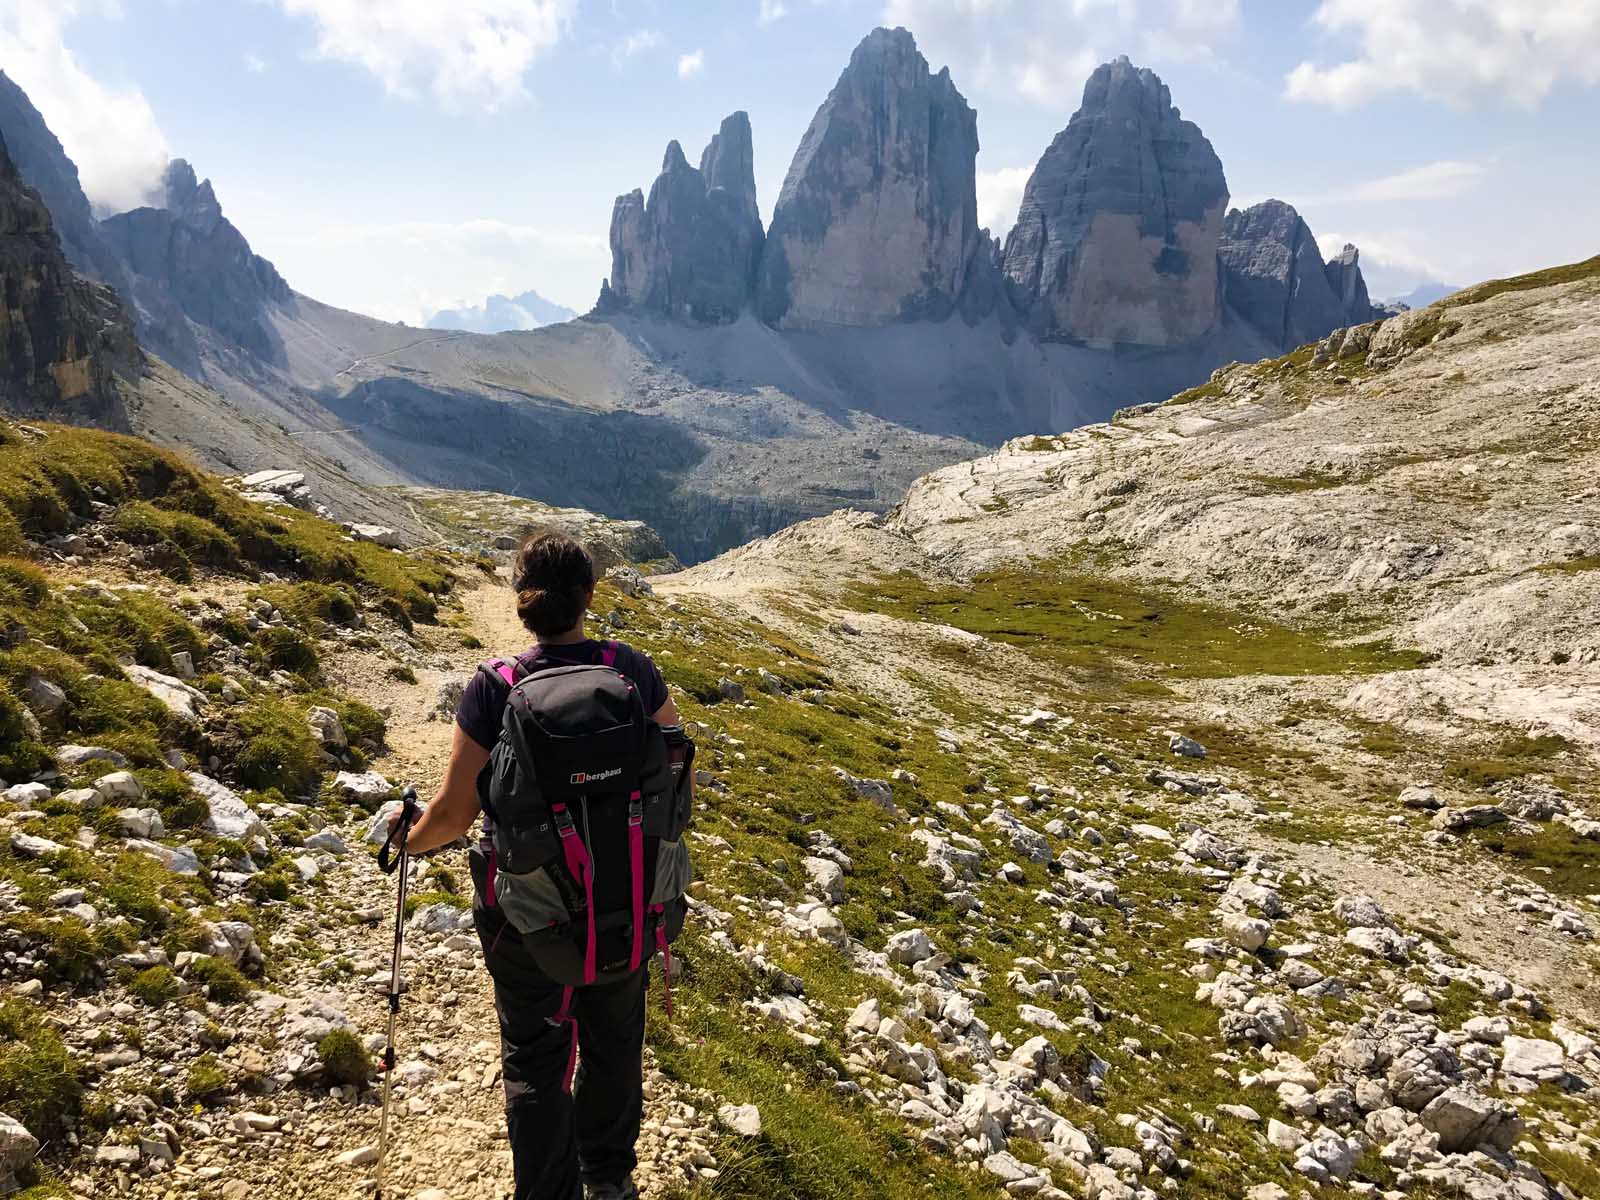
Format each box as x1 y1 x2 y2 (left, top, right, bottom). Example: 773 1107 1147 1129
481 657 518 687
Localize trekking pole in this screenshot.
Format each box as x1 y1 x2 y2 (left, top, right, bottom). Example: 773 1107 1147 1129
374 785 421 1200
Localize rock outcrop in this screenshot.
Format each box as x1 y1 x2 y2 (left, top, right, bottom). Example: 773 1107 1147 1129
756 28 982 329
602 113 764 324
1001 57 1229 347
101 159 293 364
0 131 136 426
1219 200 1348 351
1324 242 1376 325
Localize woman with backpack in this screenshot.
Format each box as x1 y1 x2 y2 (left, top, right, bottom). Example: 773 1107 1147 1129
393 532 692 1200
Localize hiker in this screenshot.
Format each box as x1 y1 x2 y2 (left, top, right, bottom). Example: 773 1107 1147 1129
393 532 693 1200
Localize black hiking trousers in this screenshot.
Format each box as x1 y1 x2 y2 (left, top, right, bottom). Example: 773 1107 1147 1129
475 903 647 1200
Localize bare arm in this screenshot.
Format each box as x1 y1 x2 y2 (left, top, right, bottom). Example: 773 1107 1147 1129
653 696 681 726
398 724 490 855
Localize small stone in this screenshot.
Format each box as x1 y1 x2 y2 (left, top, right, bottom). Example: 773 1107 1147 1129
1400 987 1433 1013
2 782 51 806
304 829 348 856
9 831 65 858
885 928 933 965
1221 912 1271 953
1169 732 1207 758
335 1145 378 1167
307 706 347 750
716 1103 761 1137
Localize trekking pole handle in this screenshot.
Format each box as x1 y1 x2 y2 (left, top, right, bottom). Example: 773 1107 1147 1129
377 786 421 875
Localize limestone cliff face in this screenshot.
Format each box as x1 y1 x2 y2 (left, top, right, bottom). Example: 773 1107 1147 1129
756 27 982 330
1001 57 1228 347
604 114 764 324
101 160 292 365
0 132 135 427
1219 200 1347 351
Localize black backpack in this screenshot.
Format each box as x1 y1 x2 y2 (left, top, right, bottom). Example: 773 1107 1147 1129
476 643 693 986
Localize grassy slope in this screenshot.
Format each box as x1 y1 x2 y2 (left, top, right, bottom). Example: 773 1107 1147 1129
0 422 458 1192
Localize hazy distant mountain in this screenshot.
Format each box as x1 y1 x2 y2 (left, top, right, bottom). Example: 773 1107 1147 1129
426 290 576 333
1388 281 1461 310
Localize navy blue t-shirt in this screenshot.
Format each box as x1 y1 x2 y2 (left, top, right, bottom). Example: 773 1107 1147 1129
454 639 670 751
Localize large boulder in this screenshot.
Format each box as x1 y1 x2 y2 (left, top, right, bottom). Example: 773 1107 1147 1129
1001 56 1228 347
1418 1086 1522 1153
1218 200 1348 351
603 112 764 324
756 27 984 329
124 665 205 722
187 772 267 841
0 1111 40 1193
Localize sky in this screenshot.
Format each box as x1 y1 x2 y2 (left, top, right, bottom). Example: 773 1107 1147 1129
4 0 1598 325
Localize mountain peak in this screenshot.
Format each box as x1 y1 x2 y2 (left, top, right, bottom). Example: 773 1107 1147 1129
661 140 691 174
757 25 981 328
699 111 758 224
1001 54 1227 346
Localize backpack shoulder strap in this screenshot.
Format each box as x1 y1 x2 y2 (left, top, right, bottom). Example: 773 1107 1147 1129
478 657 519 691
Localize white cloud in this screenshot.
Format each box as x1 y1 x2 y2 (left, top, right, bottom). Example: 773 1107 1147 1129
244 52 268 74
0 0 170 213
677 49 705 79
881 0 1241 107
251 216 607 326
275 0 575 110
1349 159 1489 202
975 165 1031 235
1286 0 1600 109
1315 228 1452 287
614 29 663 62
758 0 789 25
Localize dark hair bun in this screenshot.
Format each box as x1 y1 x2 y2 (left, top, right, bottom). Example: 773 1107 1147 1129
512 533 595 638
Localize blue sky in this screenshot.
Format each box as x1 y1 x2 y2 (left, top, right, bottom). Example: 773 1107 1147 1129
5 0 1598 323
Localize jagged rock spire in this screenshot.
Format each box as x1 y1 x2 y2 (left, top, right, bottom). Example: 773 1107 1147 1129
755 27 982 329
603 115 764 324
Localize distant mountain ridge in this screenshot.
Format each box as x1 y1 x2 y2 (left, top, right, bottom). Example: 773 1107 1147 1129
427 289 576 333
1 29 1399 564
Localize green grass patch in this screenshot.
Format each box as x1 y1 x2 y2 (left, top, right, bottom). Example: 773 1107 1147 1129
843 564 1428 687
126 965 181 1007
1534 554 1600 575
1444 254 1600 309
185 1054 230 1105
0 999 86 1144
255 582 359 632
1464 824 1600 896
316 1029 372 1086
188 956 251 1003
215 692 325 796
0 423 454 623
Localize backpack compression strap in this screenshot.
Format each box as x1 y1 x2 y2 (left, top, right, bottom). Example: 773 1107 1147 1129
627 791 644 972
552 801 598 984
